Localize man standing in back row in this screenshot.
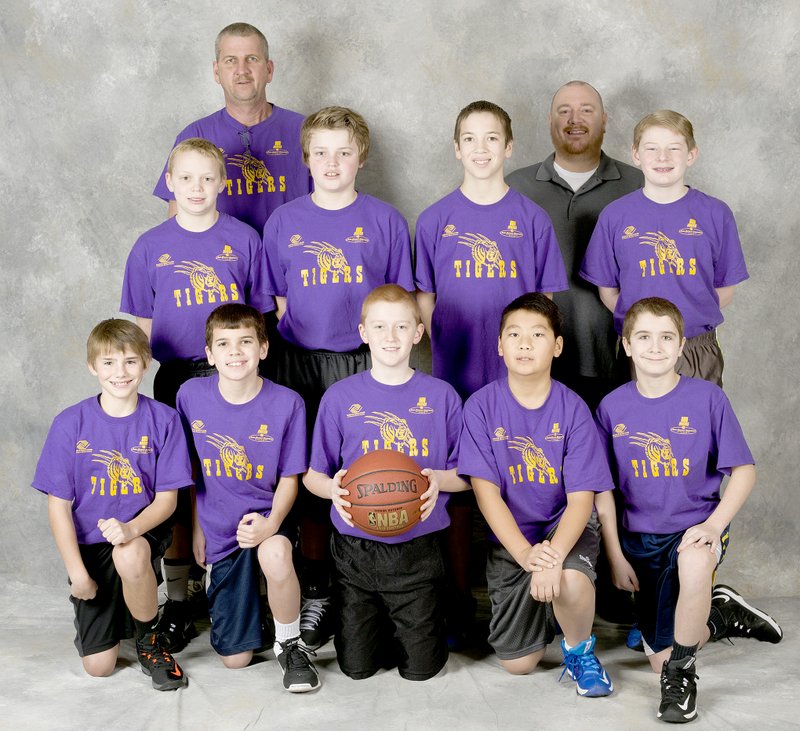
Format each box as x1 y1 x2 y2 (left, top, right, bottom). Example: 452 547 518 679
153 22 311 233
507 80 643 412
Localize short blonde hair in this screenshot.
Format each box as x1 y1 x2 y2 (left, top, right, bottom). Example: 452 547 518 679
360 284 421 325
167 138 226 181
301 106 370 165
633 110 696 150
87 319 151 365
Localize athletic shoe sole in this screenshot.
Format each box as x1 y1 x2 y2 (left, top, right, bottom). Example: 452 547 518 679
712 584 783 642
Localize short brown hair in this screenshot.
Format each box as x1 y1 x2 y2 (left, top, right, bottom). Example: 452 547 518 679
205 304 267 347
360 284 421 325
167 138 226 181
633 110 696 150
215 22 268 60
87 319 151 365
499 292 562 338
301 106 370 165
622 297 685 341
454 100 513 145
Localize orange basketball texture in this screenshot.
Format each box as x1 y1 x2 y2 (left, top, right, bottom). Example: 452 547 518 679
341 450 427 537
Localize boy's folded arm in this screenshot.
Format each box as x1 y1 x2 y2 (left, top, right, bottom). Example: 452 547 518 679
471 476 533 568
99 489 179 545
47 495 95 597
547 490 594 561
265 474 299 527
598 286 619 313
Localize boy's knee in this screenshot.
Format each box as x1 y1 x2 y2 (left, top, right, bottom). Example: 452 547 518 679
499 650 545 675
220 651 253 669
82 648 118 677
559 568 593 597
112 538 152 580
258 536 293 580
677 546 716 580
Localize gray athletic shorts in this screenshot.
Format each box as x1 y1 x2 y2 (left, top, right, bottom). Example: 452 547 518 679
486 518 600 660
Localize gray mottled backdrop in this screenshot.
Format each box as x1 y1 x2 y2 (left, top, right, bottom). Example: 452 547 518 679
2 1 798 594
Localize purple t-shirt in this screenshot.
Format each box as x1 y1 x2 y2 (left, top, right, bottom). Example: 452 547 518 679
31 395 192 545
120 213 272 363
309 370 462 544
595 377 754 534
414 187 568 399
153 106 312 233
176 375 307 563
263 193 415 351
580 188 749 338
459 378 613 545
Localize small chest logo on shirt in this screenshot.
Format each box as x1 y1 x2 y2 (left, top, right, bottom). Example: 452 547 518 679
508 436 558 485
409 397 434 415
249 424 274 443
156 253 175 268
288 234 305 248
500 220 523 238
361 411 428 457
670 417 697 435
345 227 369 244
622 225 639 240
612 423 629 438
265 140 289 156
347 404 366 418
75 440 92 454
492 427 509 442
131 436 153 454
215 244 239 262
91 450 142 496
679 218 703 236
442 224 459 237
191 420 207 434
544 422 564 442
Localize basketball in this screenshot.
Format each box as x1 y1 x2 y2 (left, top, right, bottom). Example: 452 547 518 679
341 450 427 538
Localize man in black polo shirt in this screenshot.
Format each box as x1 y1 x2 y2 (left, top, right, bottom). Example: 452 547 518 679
507 81 643 411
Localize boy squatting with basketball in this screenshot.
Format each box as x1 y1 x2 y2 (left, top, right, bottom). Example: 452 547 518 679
594 297 782 723
458 293 614 696
31 319 191 690
262 107 415 650
121 137 273 651
175 303 320 692
304 285 468 680
580 111 748 386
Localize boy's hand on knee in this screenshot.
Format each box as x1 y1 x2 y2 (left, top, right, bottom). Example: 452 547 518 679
237 513 276 549
70 572 98 601
678 521 720 553
97 517 136 546
521 540 560 572
530 565 562 603
330 469 354 527
419 469 440 521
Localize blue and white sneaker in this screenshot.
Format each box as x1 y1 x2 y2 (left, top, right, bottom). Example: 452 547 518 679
560 634 613 697
711 584 783 643
626 623 644 652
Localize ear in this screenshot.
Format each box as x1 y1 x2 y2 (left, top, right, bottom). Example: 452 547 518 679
504 139 513 159
631 144 642 168
553 336 563 358
212 60 220 85
686 146 699 168
265 58 275 84
205 345 215 366
454 139 462 160
165 171 174 193
413 323 424 344
497 336 504 357
358 323 368 344
218 178 227 194
259 341 269 361
87 361 98 377
621 337 632 357
677 337 687 357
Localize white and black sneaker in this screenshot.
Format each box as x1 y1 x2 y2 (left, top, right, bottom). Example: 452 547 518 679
712 584 783 643
299 596 335 651
274 638 320 693
657 656 698 723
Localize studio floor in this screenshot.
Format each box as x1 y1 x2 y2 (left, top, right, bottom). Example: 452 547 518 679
1 581 796 731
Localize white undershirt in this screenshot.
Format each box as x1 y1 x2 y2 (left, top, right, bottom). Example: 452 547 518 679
553 161 597 192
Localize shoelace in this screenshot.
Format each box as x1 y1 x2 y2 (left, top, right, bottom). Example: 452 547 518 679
559 651 601 681
300 598 330 630
661 668 697 703
139 634 179 669
283 641 316 671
